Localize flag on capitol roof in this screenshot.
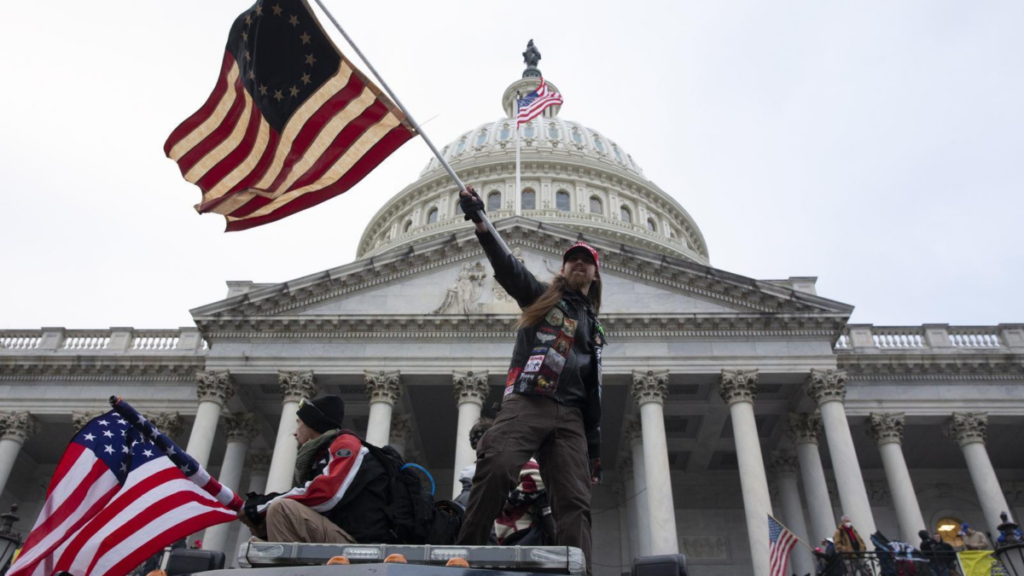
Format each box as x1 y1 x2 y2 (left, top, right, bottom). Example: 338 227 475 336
516 78 563 127
8 399 241 576
164 0 417 231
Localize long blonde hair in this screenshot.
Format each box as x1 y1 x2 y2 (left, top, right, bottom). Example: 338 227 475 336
515 275 602 329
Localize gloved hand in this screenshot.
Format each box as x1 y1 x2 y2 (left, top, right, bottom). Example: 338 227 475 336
459 186 485 223
590 458 602 485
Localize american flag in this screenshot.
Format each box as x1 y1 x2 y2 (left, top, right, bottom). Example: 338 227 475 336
9 399 241 576
164 0 416 231
768 515 798 576
516 78 563 128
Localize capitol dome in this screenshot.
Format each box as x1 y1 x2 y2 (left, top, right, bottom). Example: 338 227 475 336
357 76 709 264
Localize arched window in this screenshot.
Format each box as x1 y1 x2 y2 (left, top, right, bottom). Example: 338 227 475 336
936 516 965 547
523 122 535 139
571 128 583 145
455 138 467 154
499 124 510 141
521 189 536 210
476 130 488 147
613 145 624 163
669 228 676 239
589 196 602 215
403 220 413 233
647 218 657 232
593 137 605 153
427 208 438 224
487 192 502 211
620 206 632 223
555 190 570 212
548 124 559 140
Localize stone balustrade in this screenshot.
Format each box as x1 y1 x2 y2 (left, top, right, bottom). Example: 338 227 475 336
0 327 208 354
834 324 1024 353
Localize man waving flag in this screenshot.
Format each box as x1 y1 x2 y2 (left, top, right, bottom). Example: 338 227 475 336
164 0 417 231
9 399 240 576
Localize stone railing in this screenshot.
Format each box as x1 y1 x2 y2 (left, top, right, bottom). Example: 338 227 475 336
0 328 208 354
835 324 1024 353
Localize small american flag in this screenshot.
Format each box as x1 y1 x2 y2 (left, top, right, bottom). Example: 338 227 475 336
516 78 563 128
164 0 416 231
768 515 798 576
9 399 240 576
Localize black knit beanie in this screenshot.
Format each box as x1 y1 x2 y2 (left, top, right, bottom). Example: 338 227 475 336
297 395 345 434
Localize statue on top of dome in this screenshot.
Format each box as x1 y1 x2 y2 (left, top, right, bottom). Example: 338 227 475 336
522 39 542 78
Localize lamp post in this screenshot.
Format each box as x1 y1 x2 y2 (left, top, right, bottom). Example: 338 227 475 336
0 504 22 575
994 511 1024 576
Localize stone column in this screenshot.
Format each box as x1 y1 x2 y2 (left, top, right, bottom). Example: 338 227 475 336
768 450 815 576
945 413 1010 536
149 412 185 440
0 412 37 496
233 450 271 556
630 370 678 555
786 412 835 544
365 370 403 447
618 456 640 563
187 370 235 468
867 413 926 543
624 418 652 557
615 483 632 571
807 368 876 543
719 369 773 576
266 371 317 494
389 414 412 458
451 370 489 498
204 413 259 555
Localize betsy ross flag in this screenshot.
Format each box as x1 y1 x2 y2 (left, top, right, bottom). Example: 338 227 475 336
9 399 241 576
516 78 563 127
164 0 417 231
768 515 799 576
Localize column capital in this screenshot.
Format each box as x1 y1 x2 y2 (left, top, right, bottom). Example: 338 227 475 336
719 369 759 405
365 370 403 405
148 412 185 439
279 371 318 403
0 411 37 443
944 412 987 447
785 412 824 445
247 450 272 474
767 450 800 477
453 370 489 406
631 370 669 406
624 417 643 447
195 370 235 406
866 412 905 446
806 368 848 405
72 410 103 432
390 414 412 443
224 412 259 444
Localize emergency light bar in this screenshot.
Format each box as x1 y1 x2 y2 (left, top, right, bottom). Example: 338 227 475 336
239 542 585 574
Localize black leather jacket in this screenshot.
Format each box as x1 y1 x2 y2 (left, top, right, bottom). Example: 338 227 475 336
478 231 606 459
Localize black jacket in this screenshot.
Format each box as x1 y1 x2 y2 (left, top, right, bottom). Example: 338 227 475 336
478 231 606 459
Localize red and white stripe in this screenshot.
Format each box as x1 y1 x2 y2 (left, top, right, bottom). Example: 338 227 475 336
516 79 563 127
769 521 798 576
165 51 415 231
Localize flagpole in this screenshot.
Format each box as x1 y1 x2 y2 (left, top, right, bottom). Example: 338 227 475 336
515 92 522 217
310 0 512 256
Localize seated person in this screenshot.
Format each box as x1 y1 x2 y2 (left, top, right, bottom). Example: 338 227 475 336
239 395 392 544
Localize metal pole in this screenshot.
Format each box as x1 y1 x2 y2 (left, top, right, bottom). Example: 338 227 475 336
515 92 521 217
311 0 511 256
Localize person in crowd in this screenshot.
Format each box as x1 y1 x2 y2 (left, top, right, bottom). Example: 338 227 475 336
455 187 606 576
960 523 992 551
834 516 869 575
920 531 955 576
239 395 391 544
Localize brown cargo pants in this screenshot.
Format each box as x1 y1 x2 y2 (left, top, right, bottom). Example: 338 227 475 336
456 393 593 575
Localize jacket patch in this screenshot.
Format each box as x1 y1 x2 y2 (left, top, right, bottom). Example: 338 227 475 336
335 449 352 458
545 308 565 326
504 385 514 397
507 367 522 386
524 354 545 373
554 333 572 356
537 332 556 343
531 347 548 355
536 375 554 391
543 348 566 372
562 318 578 336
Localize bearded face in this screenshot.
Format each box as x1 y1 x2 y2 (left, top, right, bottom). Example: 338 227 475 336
562 252 597 293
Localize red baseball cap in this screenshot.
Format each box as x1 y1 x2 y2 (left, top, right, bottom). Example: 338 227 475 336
563 242 599 270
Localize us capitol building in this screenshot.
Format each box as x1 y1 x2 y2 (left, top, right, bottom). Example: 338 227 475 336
2 54 1023 576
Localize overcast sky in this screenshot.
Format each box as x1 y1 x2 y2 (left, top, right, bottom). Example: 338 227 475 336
2 1 1022 329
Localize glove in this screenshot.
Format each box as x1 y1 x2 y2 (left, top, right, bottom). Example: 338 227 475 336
590 458 602 485
459 187 485 223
